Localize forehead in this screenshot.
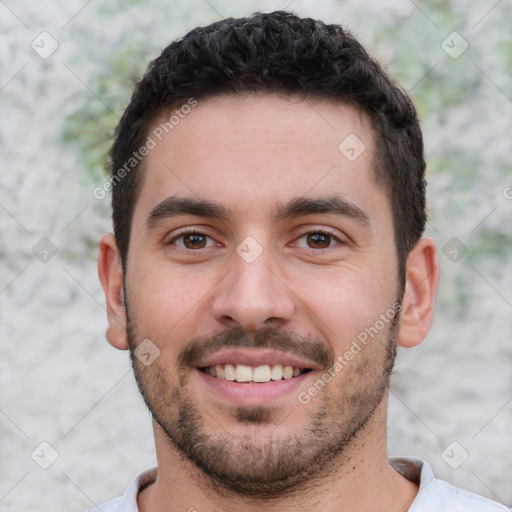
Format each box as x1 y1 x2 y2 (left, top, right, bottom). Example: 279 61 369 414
133 94 386 226
152 94 373 165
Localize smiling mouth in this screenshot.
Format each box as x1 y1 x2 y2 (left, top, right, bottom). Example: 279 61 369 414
199 364 312 383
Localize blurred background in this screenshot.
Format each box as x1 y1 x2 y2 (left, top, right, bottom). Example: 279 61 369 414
0 0 511 510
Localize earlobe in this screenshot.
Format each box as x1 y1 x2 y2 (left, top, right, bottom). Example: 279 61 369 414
397 237 440 349
97 233 130 351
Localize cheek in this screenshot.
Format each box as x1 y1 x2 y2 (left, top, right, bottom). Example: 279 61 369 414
127 260 217 339
292 269 387 341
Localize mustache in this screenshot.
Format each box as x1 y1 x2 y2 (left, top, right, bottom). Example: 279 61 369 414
178 327 334 371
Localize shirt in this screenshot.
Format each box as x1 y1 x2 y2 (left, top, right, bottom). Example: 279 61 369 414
90 457 510 511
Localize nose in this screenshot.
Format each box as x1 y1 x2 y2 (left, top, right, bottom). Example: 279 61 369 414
210 248 295 331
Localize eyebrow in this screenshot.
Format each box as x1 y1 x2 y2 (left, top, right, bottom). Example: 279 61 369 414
145 194 371 230
146 196 229 229
271 195 371 227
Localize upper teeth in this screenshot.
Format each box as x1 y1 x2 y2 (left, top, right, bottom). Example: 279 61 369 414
204 364 304 383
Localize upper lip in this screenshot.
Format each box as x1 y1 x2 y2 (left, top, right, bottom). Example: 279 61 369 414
194 349 319 371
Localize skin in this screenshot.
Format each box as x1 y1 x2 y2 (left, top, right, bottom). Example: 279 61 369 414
98 94 439 512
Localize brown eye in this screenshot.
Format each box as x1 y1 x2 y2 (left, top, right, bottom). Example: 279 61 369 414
169 230 220 250
306 232 332 249
182 233 208 249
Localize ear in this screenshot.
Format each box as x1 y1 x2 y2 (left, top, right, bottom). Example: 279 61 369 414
97 233 129 350
398 237 440 348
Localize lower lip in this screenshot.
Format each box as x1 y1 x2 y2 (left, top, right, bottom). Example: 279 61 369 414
194 368 312 406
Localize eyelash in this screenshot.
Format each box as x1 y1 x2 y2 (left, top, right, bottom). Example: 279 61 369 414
167 228 220 248
293 228 343 250
167 228 344 251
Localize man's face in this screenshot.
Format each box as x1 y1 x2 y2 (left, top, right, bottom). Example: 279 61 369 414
124 95 401 495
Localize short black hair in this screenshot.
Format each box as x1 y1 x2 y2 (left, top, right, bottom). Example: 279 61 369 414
110 10 426 286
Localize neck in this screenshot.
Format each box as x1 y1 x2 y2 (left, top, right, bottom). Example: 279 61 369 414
138 400 417 512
